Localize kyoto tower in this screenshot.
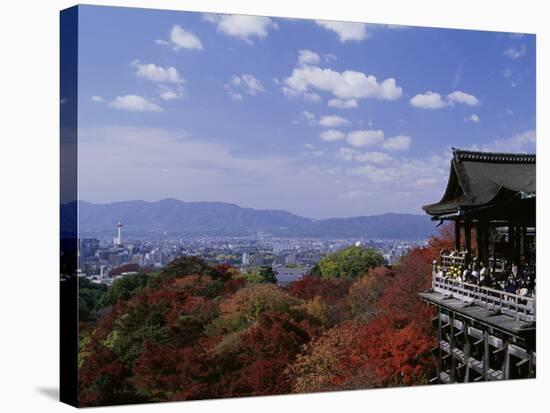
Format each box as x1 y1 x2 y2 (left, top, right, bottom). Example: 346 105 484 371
116 219 123 246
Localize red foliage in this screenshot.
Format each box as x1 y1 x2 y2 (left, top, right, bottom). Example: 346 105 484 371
287 275 353 304
356 314 435 386
133 340 206 401
375 246 437 330
79 347 133 406
206 311 314 397
79 247 445 405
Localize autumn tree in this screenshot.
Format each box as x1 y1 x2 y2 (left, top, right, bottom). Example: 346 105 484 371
347 266 393 321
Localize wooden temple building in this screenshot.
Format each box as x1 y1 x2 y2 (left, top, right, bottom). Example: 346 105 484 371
419 148 536 383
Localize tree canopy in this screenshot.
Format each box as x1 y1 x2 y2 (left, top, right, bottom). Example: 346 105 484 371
315 246 386 279
76 228 453 407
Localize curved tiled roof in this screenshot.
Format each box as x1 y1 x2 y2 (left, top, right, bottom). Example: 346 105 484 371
423 148 536 216
453 148 536 164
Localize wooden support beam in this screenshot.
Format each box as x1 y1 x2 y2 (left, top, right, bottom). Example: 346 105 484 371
436 309 442 379
476 222 483 262
502 339 510 380
465 219 472 264
455 220 461 250
484 331 490 381
463 319 471 382
450 311 456 383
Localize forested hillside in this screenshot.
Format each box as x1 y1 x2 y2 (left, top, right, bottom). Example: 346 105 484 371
77 233 451 406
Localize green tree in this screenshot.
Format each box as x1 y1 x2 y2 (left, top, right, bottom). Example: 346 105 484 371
317 246 385 279
258 266 277 284
99 273 150 308
79 277 107 321
243 265 277 284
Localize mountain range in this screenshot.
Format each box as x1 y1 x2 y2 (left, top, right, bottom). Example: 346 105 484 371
66 198 437 239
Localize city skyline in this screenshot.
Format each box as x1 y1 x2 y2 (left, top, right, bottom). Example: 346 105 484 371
76 6 535 219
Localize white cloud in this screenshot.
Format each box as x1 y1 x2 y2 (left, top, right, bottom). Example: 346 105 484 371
320 129 346 142
91 95 104 103
503 45 526 59
346 130 385 147
171 25 203 50
159 89 181 101
162 25 203 50
336 148 393 163
447 90 480 106
282 65 402 104
226 74 265 99
109 95 163 112
204 14 277 43
328 98 358 108
473 130 535 153
346 152 450 186
303 143 324 157
301 110 317 125
336 147 360 161
410 90 480 109
231 74 265 95
318 115 349 127
132 61 184 84
382 135 411 151
298 49 321 66
355 151 393 163
230 93 243 101
502 68 513 78
315 20 369 42
466 114 480 123
282 86 323 102
410 91 447 109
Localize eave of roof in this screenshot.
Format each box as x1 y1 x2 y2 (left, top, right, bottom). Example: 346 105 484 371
423 148 536 217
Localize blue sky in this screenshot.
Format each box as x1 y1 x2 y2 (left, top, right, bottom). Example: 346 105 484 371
75 5 536 219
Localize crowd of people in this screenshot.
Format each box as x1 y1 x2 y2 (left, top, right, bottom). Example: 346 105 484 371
433 249 536 298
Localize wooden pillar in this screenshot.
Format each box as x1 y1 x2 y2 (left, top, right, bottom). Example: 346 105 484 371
476 222 483 263
454 220 461 250
509 222 516 265
464 219 472 265
484 330 490 381
464 321 471 382
483 223 490 267
450 311 456 383
437 309 442 381
502 339 510 380
476 220 489 265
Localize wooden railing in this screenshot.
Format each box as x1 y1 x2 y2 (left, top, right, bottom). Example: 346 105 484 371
431 274 536 323
439 254 466 269
438 254 505 274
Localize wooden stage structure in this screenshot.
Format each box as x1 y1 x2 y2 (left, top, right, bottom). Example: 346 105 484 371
419 149 536 383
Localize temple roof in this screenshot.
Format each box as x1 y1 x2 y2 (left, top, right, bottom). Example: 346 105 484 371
423 149 536 217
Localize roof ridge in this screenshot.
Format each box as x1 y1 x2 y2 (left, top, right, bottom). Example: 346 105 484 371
452 148 536 163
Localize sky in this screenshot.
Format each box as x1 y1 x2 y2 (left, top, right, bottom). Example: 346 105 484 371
74 5 536 219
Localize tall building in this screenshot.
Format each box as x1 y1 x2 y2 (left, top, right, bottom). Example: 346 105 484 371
115 219 123 246
242 252 250 266
273 254 286 266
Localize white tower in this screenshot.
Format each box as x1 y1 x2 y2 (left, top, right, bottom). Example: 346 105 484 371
116 219 123 246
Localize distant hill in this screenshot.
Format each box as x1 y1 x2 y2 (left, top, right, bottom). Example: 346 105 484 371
66 198 437 239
